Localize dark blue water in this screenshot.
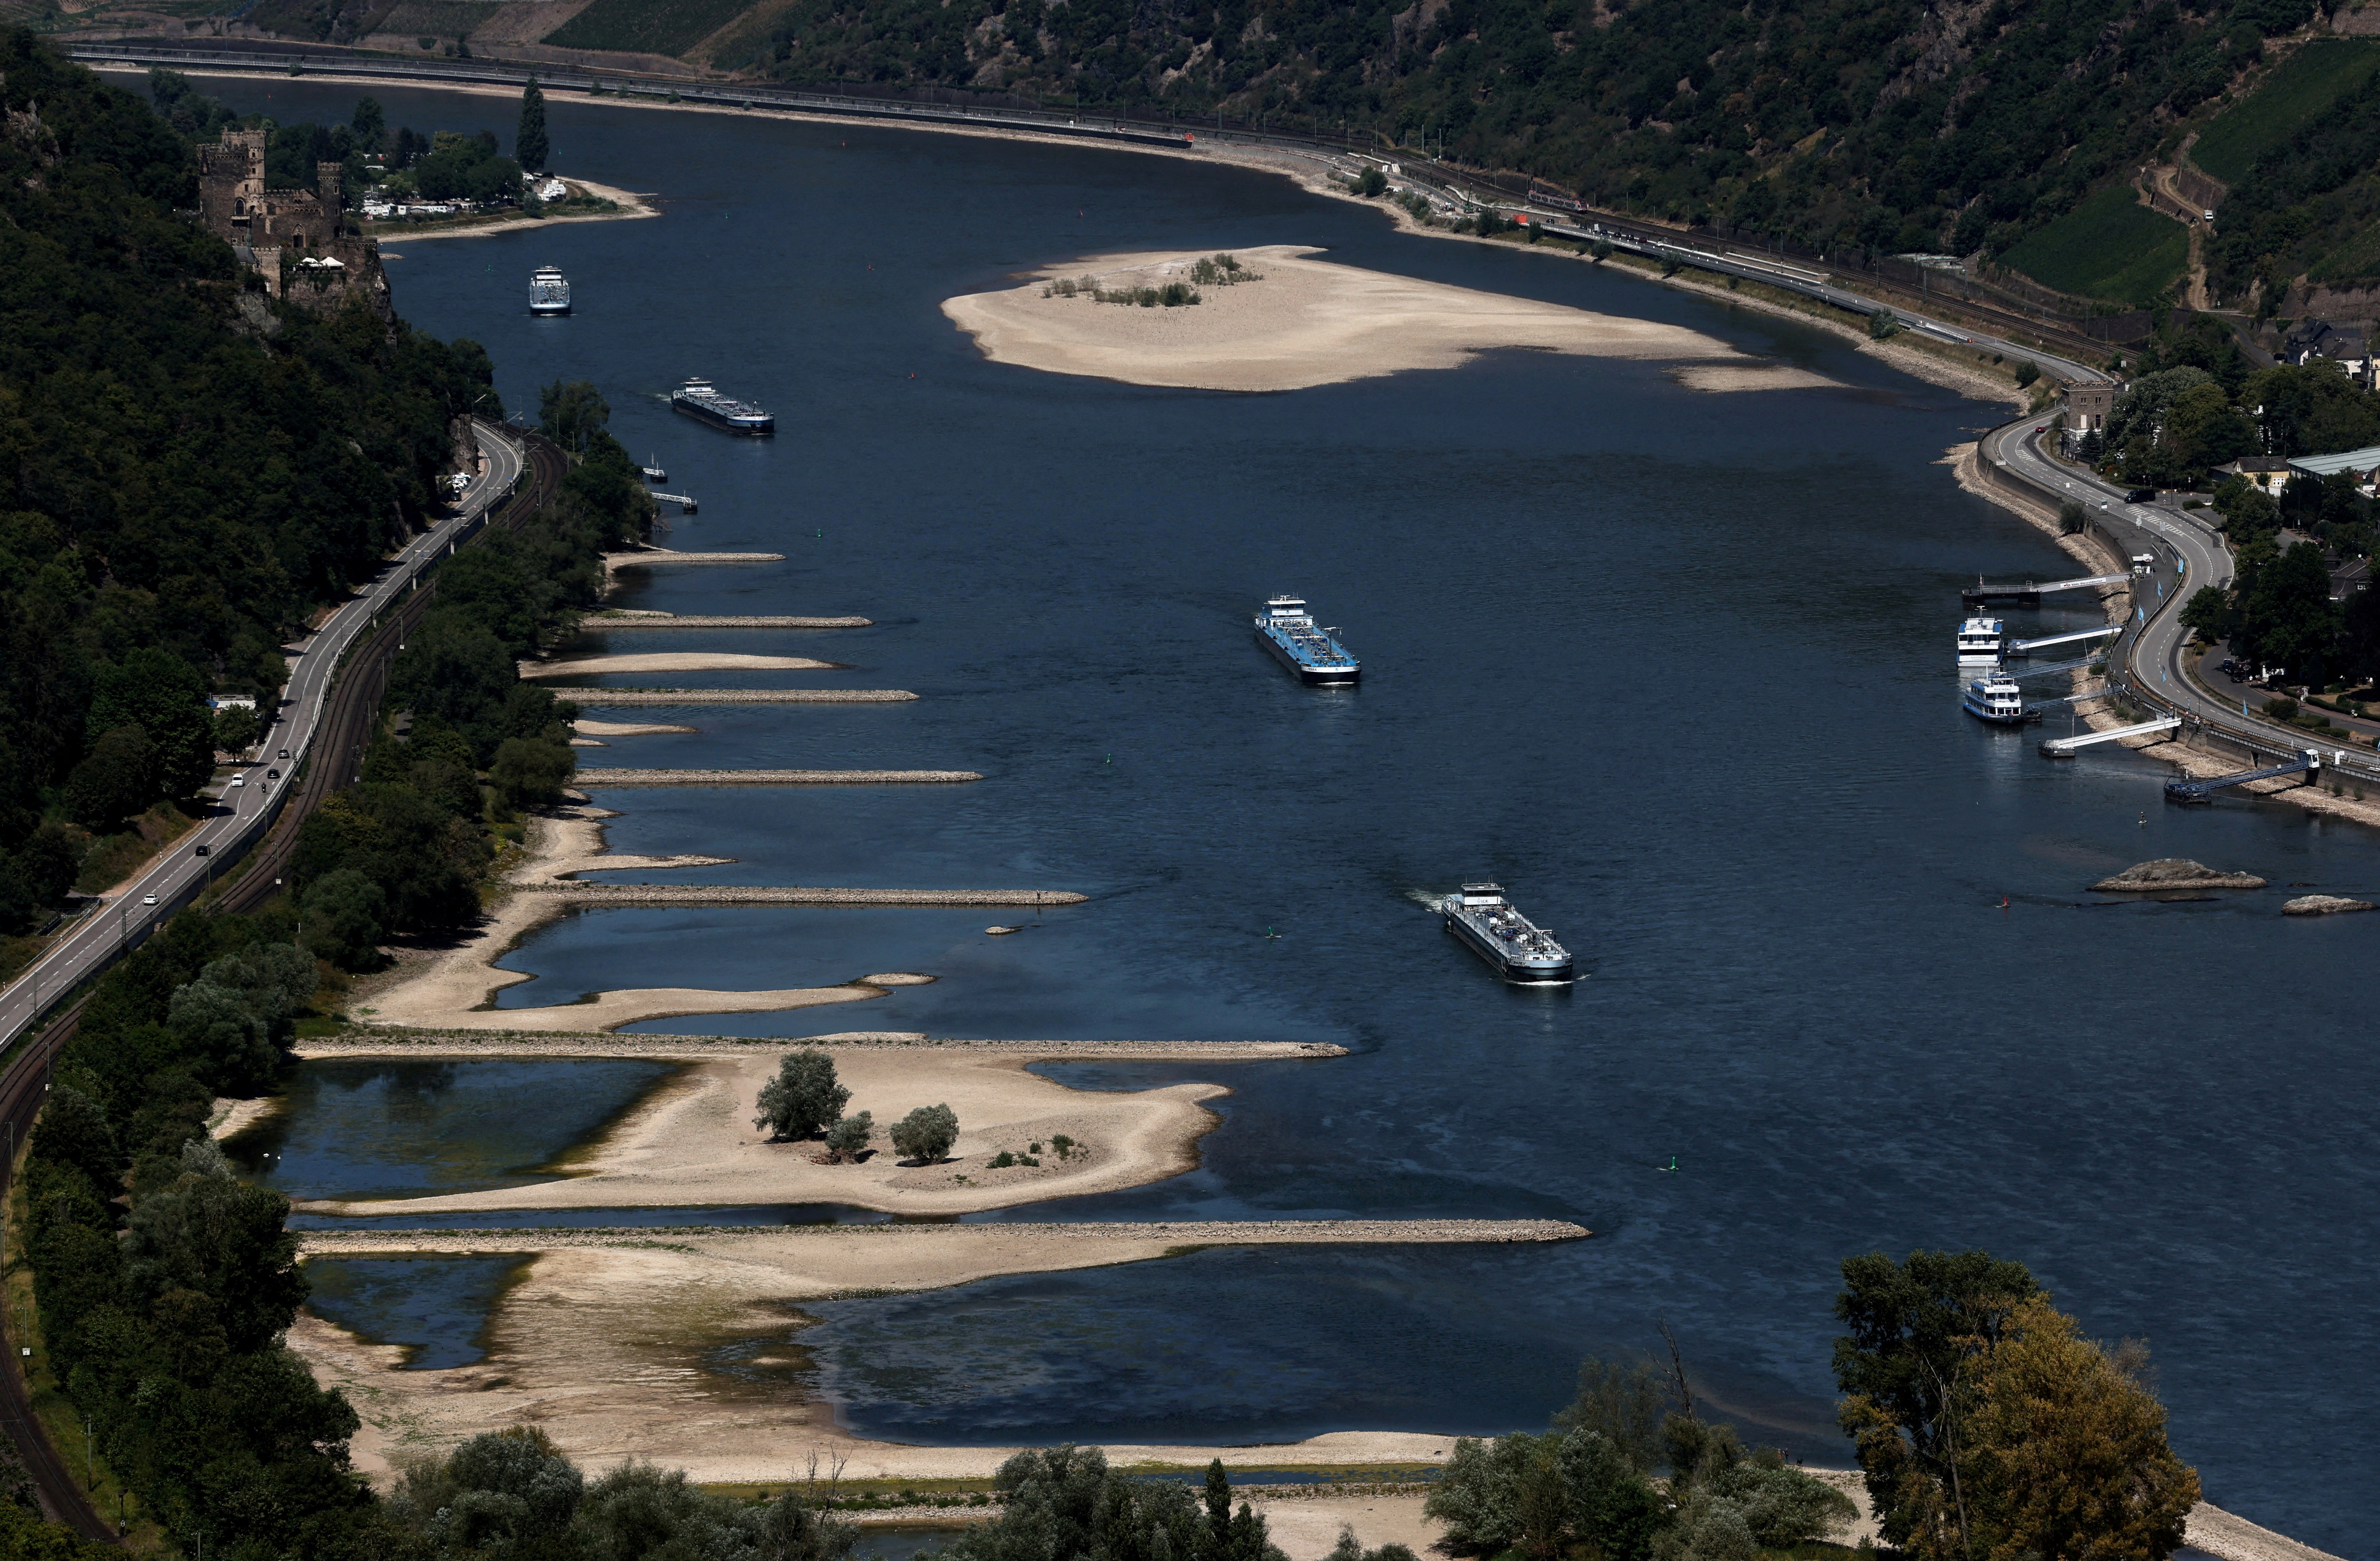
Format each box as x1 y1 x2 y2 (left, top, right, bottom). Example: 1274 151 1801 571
143 74 2380 1553
305 1254 530 1369
224 1058 678 1201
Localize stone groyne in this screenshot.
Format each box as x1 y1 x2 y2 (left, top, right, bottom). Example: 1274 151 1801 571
298 1036 1352 1059
295 1218 1591 1256
575 768 981 784
569 689 919 704
585 614 873 628
522 884 1086 906
604 549 787 566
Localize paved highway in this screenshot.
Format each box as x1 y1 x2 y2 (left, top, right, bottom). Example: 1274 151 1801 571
0 420 524 1056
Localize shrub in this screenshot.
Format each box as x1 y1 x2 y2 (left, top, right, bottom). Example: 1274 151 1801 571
824 1110 873 1162
1355 166 1387 197
2265 696 2300 720
1868 308 1902 339
891 1103 959 1164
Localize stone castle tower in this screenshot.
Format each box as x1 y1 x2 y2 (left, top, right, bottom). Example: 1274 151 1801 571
196 126 390 318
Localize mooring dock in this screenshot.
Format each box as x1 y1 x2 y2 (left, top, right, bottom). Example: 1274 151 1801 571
2006 625 2121 657
2165 754 2319 803
1962 572 2128 608
2040 717 2180 756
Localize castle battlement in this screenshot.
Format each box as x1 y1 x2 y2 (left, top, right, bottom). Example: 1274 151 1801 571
196 127 389 318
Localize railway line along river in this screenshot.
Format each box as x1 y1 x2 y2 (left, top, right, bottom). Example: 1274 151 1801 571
138 70 2380 1557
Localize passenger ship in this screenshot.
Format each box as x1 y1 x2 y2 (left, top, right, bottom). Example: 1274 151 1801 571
1253 596 1359 683
1440 883 1574 983
670 378 774 435
530 267 571 316
1956 616 2006 665
1962 672 2033 725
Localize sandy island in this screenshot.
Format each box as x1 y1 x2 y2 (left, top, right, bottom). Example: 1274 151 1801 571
942 244 1818 393
296 1047 1234 1218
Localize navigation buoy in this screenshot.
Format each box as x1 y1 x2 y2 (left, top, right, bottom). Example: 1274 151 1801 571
1666 1156 1678 1173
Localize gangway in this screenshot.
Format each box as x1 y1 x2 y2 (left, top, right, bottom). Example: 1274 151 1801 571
2007 625 2120 656
2040 717 2179 756
1999 655 2106 681
2164 752 2317 803
1962 572 2128 607
649 492 699 513
2036 685 2114 706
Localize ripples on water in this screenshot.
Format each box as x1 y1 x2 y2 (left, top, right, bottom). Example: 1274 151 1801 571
164 73 2380 1554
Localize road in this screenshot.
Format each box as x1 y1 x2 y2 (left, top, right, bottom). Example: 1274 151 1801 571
0 420 523 1059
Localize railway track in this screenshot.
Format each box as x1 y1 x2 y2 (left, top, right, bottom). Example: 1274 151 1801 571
0 430 564 1541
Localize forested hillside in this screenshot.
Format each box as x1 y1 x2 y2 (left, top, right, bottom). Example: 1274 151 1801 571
756 0 2313 265
0 32 497 934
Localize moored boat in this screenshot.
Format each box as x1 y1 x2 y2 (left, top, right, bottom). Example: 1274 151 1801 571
1956 615 2005 665
1962 672 2033 724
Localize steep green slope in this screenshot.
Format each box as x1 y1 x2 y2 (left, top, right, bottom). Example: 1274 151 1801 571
750 0 2310 271
2209 58 2380 299
1997 186 2189 306
2190 36 2380 183
0 31 496 930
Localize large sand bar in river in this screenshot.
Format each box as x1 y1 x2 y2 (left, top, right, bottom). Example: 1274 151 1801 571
942 244 1743 391
300 1047 1228 1218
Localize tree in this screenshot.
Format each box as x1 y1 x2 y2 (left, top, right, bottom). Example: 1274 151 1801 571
922 1446 1285 1561
890 1102 959 1163
2228 542 2340 682
823 1110 873 1161
2180 586 2232 644
1355 166 1386 196
1868 309 1901 340
541 379 612 455
1428 1431 1671 1561
754 1049 850 1141
65 724 155 832
490 733 573 809
90 647 214 798
2014 361 2040 388
1965 1296 2199 1561
2342 585 2380 681
2058 500 2087 536
1833 1249 2041 1561
1554 1357 1667 1474
301 868 390 971
516 77 549 171
351 94 385 148
212 702 261 756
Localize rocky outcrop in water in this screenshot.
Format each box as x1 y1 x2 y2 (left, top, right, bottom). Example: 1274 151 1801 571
2092 858 2268 892
2282 895 2375 916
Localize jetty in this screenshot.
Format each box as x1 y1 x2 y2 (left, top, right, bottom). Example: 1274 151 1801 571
570 689 917 704
604 548 786 567
574 768 981 784
1962 571 2128 608
294 1219 1592 1257
585 614 873 629
522 884 1084 905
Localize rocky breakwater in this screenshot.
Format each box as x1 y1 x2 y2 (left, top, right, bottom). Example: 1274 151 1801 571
294 1218 1592 1256
574 689 920 703
574 768 982 784
523 884 1088 906
2092 859 2268 892
585 612 874 629
2282 894 2376 916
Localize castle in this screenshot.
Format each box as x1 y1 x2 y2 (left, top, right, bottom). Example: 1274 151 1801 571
196 127 391 319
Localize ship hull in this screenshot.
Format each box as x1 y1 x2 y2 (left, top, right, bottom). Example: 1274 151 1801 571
531 301 571 316
1256 629 1359 683
672 399 774 436
1443 915 1573 983
1961 695 2032 724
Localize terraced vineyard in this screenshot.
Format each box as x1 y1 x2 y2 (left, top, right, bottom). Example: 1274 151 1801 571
541 0 757 56
1998 185 2189 307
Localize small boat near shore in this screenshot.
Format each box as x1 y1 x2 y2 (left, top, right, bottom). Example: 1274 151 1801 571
1957 615 2006 665
1440 883 1574 983
1962 672 2036 724
639 454 667 482
1254 595 1359 683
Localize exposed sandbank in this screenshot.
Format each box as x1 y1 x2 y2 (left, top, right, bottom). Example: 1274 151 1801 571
369 176 655 243
1672 364 1844 393
351 802 920 1032
522 652 845 677
287 1223 1579 1485
943 244 1749 392
296 1046 1230 1218
570 689 917 704
574 718 700 737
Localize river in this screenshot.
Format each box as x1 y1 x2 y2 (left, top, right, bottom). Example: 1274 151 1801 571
132 71 2379 1556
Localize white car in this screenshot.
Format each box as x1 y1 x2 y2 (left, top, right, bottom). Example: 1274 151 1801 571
141 893 158 907
228 776 245 788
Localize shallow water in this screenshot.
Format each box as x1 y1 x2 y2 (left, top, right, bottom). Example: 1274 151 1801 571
226 1058 677 1201
162 75 2380 1553
306 1254 531 1370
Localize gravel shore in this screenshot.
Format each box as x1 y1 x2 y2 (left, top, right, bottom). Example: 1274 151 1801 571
520 884 1088 905
587 614 873 628
296 1219 1588 1255
572 690 919 703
